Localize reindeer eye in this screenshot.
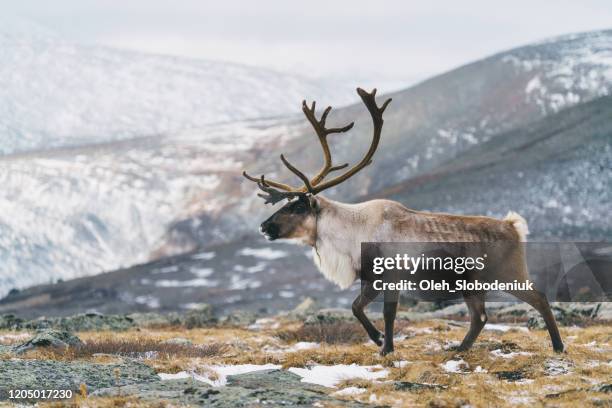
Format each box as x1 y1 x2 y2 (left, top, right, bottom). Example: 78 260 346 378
293 201 307 213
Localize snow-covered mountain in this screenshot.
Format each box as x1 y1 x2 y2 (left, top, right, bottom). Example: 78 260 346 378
0 119 299 296
1 28 611 297
0 17 355 156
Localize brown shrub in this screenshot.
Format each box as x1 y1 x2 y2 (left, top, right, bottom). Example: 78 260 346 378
276 319 411 345
48 338 226 360
276 322 367 344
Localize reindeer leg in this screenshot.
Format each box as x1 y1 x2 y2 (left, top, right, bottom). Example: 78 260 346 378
458 292 487 351
352 283 382 346
508 289 564 352
380 298 398 356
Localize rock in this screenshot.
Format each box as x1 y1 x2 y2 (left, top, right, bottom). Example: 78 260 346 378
0 358 158 399
526 303 602 329
184 304 216 328
0 314 24 330
544 358 573 376
594 303 612 321
96 369 368 407
526 316 546 330
494 303 534 319
21 313 136 332
421 303 469 319
288 297 319 318
219 311 257 326
394 381 446 391
593 384 612 393
14 329 83 353
127 312 183 328
304 308 357 325
494 370 526 381
162 337 192 346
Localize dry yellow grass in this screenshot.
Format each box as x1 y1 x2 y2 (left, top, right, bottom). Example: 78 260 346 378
1 319 610 407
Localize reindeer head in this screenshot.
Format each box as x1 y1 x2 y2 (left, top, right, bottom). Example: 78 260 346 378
243 88 391 244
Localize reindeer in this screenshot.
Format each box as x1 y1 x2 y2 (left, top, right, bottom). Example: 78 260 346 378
243 88 564 355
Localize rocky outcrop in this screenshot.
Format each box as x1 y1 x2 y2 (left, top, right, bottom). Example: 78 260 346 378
14 329 83 353
0 359 158 401
95 369 368 407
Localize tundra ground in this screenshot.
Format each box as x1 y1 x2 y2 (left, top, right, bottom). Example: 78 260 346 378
0 309 610 407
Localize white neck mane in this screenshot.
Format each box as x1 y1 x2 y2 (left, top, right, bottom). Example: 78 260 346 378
311 198 366 289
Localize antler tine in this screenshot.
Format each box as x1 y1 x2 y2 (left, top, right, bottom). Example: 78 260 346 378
280 154 314 194
255 175 305 205
242 171 297 192
301 99 355 186
309 87 392 195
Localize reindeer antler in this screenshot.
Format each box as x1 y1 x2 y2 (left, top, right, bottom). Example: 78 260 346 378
255 175 306 205
243 87 391 203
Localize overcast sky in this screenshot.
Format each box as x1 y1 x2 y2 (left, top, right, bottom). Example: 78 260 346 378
5 0 612 90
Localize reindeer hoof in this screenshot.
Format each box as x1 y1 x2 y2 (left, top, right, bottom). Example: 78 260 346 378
379 346 394 356
371 332 383 347
554 344 565 353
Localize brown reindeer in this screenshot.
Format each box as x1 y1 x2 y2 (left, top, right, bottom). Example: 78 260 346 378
243 88 563 355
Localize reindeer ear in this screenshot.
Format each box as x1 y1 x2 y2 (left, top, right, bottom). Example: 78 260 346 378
308 195 319 212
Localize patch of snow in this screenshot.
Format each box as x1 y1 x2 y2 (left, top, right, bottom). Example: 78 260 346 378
233 262 267 274
525 76 542 93
190 267 214 278
424 341 442 351
393 360 410 368
154 265 179 274
332 387 367 396
155 278 218 288
191 251 215 260
229 275 262 290
286 342 320 352
279 290 295 298
490 349 533 359
508 396 535 405
288 364 389 388
158 364 282 387
238 247 288 260
248 318 280 331
440 359 470 373
411 327 434 335
158 372 191 381
133 295 160 309
485 323 529 333
443 340 461 350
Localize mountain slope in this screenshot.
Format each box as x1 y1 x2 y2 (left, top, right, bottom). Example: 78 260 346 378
0 119 300 296
376 95 612 240
0 18 355 156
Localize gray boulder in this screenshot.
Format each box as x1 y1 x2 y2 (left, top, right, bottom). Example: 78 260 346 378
219 311 257 326
184 304 216 328
304 308 356 325
14 329 83 353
